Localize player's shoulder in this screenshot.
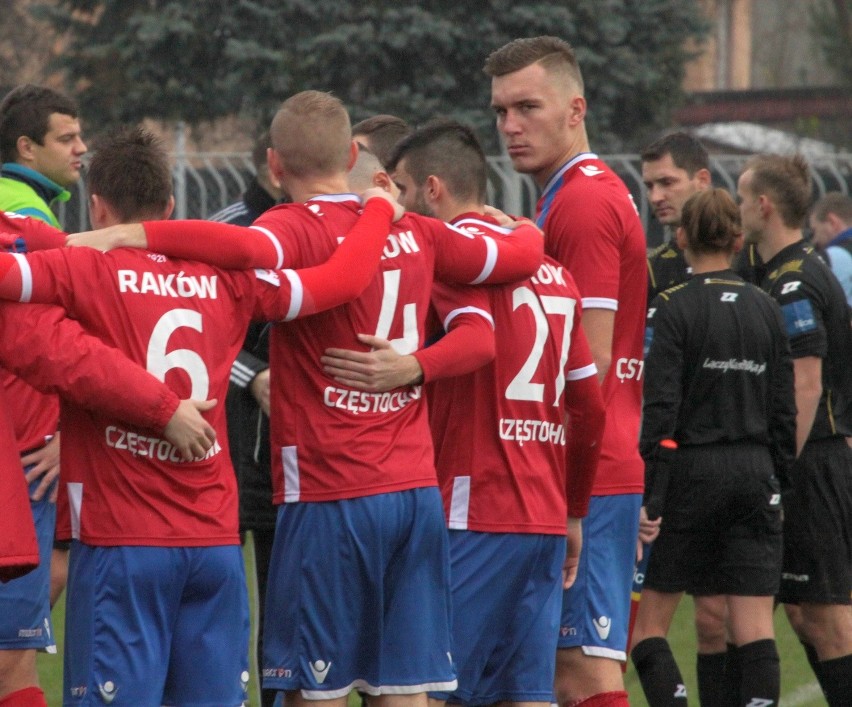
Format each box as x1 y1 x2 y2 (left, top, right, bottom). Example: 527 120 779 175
648 241 679 261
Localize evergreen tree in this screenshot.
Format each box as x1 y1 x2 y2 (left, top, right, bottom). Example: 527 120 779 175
36 0 707 151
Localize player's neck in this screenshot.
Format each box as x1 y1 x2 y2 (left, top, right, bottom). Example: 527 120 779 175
439 199 484 223
756 225 804 264
285 174 352 203
534 130 591 188
688 252 732 274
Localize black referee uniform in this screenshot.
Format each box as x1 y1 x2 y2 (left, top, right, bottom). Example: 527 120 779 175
641 270 796 596
647 240 691 306
758 241 852 605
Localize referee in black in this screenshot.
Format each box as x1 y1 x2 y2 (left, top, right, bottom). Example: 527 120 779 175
737 154 852 706
631 188 797 706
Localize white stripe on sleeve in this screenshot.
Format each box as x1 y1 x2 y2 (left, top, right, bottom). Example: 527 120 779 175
468 236 498 285
12 252 32 302
282 269 304 321
249 226 285 269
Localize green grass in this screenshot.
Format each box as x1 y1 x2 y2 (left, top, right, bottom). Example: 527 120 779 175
39 541 824 706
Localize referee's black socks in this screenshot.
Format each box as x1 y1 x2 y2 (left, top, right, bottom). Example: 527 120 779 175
631 637 687 705
737 639 780 707
696 650 726 707
819 652 852 706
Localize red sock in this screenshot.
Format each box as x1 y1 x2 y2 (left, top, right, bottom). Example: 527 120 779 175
571 691 630 707
0 687 48 707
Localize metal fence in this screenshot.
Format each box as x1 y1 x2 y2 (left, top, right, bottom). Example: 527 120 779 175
57 152 852 248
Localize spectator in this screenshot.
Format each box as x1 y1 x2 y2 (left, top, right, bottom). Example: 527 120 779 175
809 192 852 307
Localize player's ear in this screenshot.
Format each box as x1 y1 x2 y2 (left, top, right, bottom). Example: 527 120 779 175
267 147 286 184
88 194 110 229
373 170 395 194
347 140 359 171
425 175 442 202
567 95 586 127
162 195 176 221
674 225 687 251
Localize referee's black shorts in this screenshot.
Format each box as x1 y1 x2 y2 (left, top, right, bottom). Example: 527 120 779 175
778 436 852 605
645 443 782 597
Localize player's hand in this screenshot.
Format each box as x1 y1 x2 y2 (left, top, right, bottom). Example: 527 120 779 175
66 223 147 251
361 187 405 222
563 517 583 589
321 334 423 392
164 399 218 461
23 433 60 503
483 205 542 235
637 505 661 545
250 369 271 416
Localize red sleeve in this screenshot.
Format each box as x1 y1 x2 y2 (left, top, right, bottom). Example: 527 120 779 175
0 303 179 431
0 389 38 582
274 199 394 317
564 370 605 518
429 218 543 285
145 198 394 272
414 283 495 382
145 219 281 269
0 212 66 252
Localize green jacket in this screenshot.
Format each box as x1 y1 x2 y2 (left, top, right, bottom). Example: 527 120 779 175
0 163 70 228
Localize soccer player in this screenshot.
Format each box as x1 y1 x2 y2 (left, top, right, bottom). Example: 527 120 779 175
486 37 646 707
632 188 796 707
324 118 606 707
737 154 852 706
352 114 412 168
68 91 544 706
0 215 218 707
642 131 712 303
0 82 88 624
0 125 399 706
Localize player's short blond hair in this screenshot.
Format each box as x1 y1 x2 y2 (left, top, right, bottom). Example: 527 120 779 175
743 154 812 229
484 36 584 94
270 91 352 178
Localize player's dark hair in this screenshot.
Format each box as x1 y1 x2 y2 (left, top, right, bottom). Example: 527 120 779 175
811 191 852 225
351 114 411 168
387 119 487 204
680 188 741 255
87 126 172 222
484 36 583 93
0 84 79 162
641 132 709 176
743 154 812 229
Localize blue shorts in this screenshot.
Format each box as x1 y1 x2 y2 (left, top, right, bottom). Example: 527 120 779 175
63 543 249 706
432 531 565 705
262 488 456 698
558 494 641 661
0 467 56 652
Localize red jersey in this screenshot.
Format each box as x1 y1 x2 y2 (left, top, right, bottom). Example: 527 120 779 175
143 195 543 504
0 211 66 453
536 154 647 495
9 246 348 546
427 216 599 533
